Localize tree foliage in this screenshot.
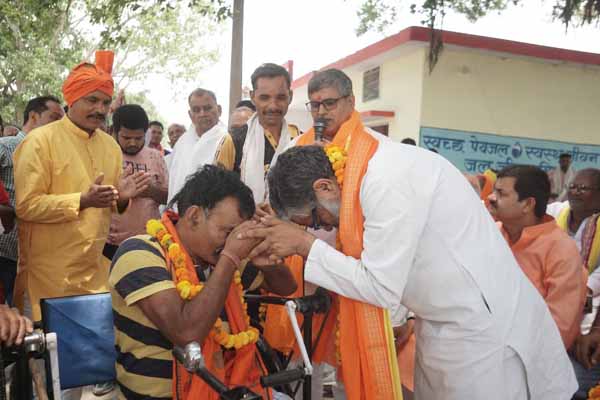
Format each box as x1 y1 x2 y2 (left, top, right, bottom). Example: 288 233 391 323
355 0 600 71
0 0 229 123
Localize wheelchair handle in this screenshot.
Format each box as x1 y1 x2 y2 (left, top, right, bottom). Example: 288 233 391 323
260 368 306 388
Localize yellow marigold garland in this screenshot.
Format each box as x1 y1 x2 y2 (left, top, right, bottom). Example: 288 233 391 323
146 219 259 350
324 144 347 188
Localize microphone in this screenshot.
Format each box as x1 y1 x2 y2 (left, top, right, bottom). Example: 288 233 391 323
314 118 327 142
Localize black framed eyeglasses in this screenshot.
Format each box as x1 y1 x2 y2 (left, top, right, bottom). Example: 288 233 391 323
309 207 321 230
568 184 600 193
305 96 349 112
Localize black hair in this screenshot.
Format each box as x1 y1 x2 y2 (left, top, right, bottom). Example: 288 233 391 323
497 165 550 218
308 69 353 97
559 153 572 159
148 120 164 130
401 138 416 145
112 105 149 134
169 164 255 219
235 100 256 112
23 95 61 125
251 63 291 90
268 145 334 216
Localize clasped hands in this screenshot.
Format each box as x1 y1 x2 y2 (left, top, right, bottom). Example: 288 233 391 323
223 203 316 270
80 165 152 210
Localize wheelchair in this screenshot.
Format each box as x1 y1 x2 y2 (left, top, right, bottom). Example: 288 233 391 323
0 289 331 400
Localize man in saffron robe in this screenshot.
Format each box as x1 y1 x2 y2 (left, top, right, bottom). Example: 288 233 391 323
240 119 578 398
489 165 586 348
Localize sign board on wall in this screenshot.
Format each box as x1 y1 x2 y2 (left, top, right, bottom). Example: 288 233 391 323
420 127 600 174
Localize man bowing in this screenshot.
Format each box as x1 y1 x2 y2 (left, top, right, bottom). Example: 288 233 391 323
240 70 577 399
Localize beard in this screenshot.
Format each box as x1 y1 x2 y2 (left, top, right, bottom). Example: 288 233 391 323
320 198 340 226
122 145 143 155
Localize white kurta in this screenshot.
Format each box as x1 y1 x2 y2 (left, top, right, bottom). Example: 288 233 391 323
305 137 577 399
167 122 227 204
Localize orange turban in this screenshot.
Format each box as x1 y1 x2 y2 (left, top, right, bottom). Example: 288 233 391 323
62 50 115 107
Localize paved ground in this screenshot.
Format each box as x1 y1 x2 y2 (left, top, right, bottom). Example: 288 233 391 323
80 386 116 400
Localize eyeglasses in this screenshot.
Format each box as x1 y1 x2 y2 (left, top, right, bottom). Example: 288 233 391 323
305 96 349 112
309 207 321 230
568 184 600 193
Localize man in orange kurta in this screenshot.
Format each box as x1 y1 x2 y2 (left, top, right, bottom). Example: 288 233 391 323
489 165 586 348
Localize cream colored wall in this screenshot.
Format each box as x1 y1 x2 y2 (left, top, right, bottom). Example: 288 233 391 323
420 47 600 144
351 47 426 142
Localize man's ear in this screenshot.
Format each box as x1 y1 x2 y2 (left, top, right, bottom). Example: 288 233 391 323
184 205 205 228
523 197 537 215
312 178 339 196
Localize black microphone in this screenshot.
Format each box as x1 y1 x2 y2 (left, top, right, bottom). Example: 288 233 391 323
314 118 327 142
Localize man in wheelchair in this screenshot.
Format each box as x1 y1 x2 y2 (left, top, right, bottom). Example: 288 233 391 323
108 165 297 399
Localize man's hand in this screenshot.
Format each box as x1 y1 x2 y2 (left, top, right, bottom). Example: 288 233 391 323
0 304 33 346
393 320 414 353
223 220 262 262
0 205 15 233
574 330 600 369
117 165 152 204
254 202 275 221
137 176 168 204
110 89 126 114
239 216 316 262
80 173 118 210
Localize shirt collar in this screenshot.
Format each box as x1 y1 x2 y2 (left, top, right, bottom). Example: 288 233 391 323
501 215 557 248
63 116 100 139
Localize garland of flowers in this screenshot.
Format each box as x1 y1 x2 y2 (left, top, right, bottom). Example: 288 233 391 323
590 384 600 399
325 144 349 365
146 219 259 350
324 144 347 188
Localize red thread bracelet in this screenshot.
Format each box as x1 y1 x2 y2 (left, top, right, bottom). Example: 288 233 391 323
220 250 241 268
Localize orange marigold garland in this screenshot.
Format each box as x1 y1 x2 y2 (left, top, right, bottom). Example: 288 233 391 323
590 384 600 399
324 147 350 365
146 219 259 350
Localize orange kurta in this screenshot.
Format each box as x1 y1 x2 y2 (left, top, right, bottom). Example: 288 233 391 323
500 216 587 348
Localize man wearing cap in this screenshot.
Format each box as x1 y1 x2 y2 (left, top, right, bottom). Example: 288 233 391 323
12 50 152 324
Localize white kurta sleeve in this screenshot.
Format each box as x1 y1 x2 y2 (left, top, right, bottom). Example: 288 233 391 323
304 148 433 311
588 267 600 296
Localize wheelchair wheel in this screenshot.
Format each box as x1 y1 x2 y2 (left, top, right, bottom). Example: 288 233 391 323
255 336 294 397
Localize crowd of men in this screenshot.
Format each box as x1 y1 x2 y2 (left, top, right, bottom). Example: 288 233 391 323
0 50 598 400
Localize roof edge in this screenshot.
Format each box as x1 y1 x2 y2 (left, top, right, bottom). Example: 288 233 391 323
291 26 600 90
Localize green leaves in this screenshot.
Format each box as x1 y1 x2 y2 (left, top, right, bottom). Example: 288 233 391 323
353 0 599 72
0 0 228 123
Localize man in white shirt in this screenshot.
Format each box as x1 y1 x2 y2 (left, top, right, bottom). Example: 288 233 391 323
167 88 227 204
548 153 577 202
242 142 577 399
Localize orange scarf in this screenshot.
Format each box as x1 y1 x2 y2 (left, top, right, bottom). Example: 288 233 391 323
161 213 268 400
266 112 402 399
